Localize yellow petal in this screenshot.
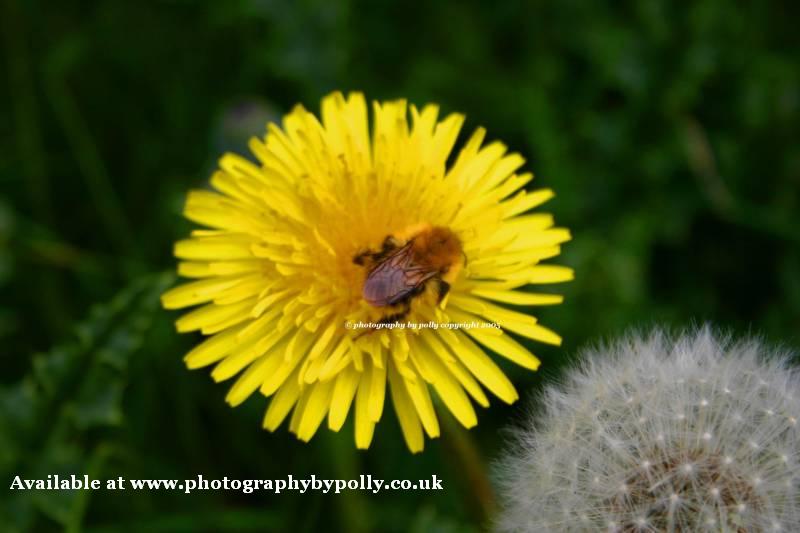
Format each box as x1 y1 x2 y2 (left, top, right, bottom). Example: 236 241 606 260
175 299 254 333
500 188 555 218
401 368 440 438
446 307 539 368
161 276 243 309
177 261 213 278
355 365 376 449
388 361 424 453
263 367 302 431
225 350 283 407
307 321 338 360
369 362 387 422
296 379 335 442
318 337 353 382
470 289 564 306
174 236 255 261
474 331 539 370
415 338 477 429
451 331 519 404
421 332 489 408
288 386 311 435
183 324 247 369
328 365 360 431
260 331 312 396
527 265 575 283
212 327 286 382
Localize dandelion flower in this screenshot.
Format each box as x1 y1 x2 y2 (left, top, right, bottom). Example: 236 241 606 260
161 91 572 452
496 327 800 532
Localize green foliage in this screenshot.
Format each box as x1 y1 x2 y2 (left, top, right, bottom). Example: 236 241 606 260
0 274 174 532
1 0 799 531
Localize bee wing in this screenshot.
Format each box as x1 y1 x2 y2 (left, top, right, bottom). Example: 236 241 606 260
363 244 437 307
363 267 417 307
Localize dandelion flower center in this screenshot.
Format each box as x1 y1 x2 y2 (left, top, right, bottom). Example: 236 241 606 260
161 91 572 452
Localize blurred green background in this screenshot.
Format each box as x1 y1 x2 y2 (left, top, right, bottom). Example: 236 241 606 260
2 0 799 531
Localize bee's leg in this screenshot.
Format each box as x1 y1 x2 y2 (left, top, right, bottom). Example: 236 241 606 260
353 249 380 267
381 235 401 253
435 280 451 305
354 236 400 266
369 236 401 263
377 313 401 325
397 304 412 322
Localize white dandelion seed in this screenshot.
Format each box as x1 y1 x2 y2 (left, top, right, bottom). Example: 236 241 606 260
495 327 800 532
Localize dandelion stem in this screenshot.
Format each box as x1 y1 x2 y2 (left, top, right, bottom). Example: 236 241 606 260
440 412 495 525
322 430 371 533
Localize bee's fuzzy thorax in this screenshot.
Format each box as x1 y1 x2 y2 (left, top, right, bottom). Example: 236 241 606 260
410 226 463 274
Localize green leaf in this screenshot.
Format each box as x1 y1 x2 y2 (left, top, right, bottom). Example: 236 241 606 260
0 273 175 531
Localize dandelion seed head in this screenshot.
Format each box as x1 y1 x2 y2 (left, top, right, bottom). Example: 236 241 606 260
495 327 800 532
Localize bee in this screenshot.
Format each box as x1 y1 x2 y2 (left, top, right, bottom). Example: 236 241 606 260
353 224 465 324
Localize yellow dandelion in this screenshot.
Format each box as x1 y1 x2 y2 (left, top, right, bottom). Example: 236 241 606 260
161 91 572 452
